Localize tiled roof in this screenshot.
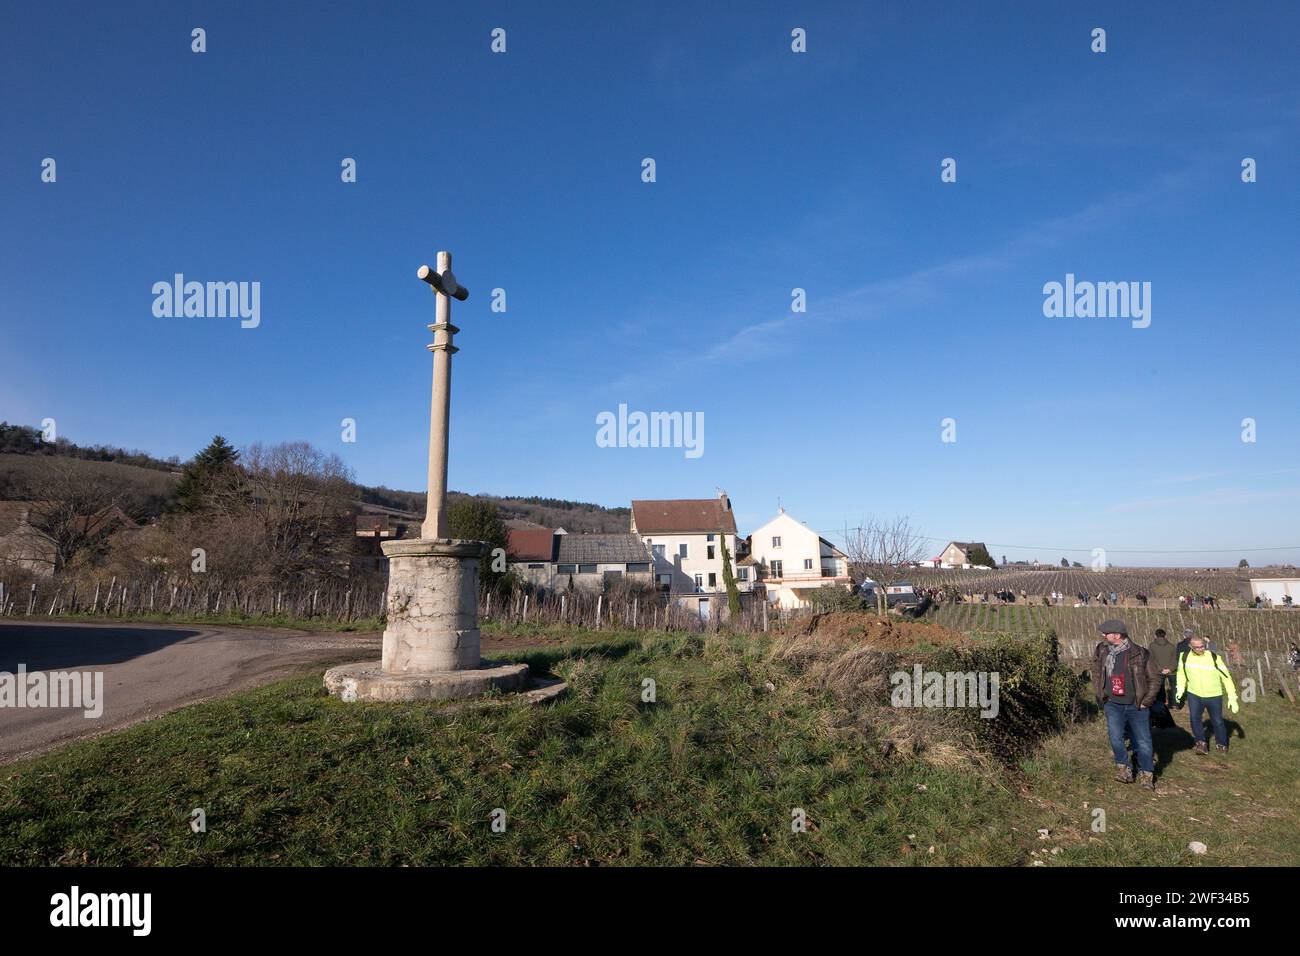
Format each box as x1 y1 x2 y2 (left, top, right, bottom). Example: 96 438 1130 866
632 497 737 534
507 528 557 561
557 534 651 565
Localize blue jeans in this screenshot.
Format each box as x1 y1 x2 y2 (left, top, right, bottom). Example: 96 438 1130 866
1105 701 1154 773
1186 693 1228 747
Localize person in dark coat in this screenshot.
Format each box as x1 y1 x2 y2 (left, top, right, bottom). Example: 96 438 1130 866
1147 628 1179 725
1089 619 1161 790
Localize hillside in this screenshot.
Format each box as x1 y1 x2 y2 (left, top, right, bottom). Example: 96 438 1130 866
0 451 630 532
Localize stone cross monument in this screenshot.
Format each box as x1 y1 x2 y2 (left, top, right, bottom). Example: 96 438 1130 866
324 251 530 702
417 251 466 541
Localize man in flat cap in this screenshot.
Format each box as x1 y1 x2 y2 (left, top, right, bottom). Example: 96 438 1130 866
1089 619 1161 790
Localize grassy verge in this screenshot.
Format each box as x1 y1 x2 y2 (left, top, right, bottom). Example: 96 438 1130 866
1 629 1294 865
1013 693 1300 866
0 633 1024 865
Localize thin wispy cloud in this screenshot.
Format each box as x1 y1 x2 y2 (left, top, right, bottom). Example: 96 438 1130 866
608 162 1207 391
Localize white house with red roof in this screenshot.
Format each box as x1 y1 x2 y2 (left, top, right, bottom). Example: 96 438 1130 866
630 490 739 620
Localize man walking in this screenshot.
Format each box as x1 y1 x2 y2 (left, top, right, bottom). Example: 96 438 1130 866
1176 635 1239 755
1148 627 1179 725
1090 619 1160 790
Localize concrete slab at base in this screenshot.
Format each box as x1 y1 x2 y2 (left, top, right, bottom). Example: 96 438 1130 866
432 677 569 716
324 660 530 702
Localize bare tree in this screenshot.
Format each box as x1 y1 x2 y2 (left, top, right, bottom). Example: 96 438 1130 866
237 441 357 580
20 458 135 572
842 515 927 616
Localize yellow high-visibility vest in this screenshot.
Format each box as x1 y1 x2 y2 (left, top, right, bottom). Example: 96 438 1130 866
1177 650 1238 705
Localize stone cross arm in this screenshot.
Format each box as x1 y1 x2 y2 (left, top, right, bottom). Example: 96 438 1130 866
417 263 469 301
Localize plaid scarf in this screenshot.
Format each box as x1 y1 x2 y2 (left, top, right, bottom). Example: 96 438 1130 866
1104 637 1131 677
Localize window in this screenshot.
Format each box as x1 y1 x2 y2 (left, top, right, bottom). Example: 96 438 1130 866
528 563 545 569
737 567 749 582
694 573 704 592
708 572 717 588
804 558 813 571
707 533 715 542
557 564 576 574
772 536 782 548
656 574 672 586
707 546 715 560
770 560 783 579
652 544 665 559
626 562 649 572
678 543 689 559
578 564 597 574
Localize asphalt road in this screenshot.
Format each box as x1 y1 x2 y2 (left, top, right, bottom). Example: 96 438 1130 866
0 620 379 763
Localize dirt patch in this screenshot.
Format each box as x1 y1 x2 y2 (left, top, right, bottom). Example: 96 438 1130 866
793 611 969 651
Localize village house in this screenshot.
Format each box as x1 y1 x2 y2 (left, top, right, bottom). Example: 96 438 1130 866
741 508 851 609
630 491 739 621
354 514 396 538
0 501 138 576
0 502 57 575
505 526 562 589
938 540 989 568
505 527 652 594
554 533 653 593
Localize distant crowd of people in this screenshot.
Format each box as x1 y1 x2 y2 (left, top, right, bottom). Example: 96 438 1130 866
933 588 1297 609
915 582 1296 611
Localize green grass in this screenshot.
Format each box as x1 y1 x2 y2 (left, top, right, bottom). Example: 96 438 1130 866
0 633 1024 865
1015 694 1300 866
1 629 1295 866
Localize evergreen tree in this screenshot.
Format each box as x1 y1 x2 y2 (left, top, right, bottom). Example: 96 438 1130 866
447 498 509 590
172 435 240 512
720 531 741 616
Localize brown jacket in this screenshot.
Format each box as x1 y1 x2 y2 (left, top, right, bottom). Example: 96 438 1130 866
1089 641 1160 708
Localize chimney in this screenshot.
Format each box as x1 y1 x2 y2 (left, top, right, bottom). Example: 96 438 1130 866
718 489 730 510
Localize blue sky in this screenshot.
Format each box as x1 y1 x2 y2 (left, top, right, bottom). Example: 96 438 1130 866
2 1 1298 566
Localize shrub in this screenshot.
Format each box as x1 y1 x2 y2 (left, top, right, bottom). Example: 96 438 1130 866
806 585 866 614
924 630 1081 763
773 627 1081 767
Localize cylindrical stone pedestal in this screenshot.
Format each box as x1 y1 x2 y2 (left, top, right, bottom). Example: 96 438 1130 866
380 538 487 673
324 536 531 702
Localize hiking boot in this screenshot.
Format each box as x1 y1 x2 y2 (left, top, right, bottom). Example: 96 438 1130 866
1138 771 1155 791
1194 741 1209 755
1215 743 1228 755
1114 763 1134 783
